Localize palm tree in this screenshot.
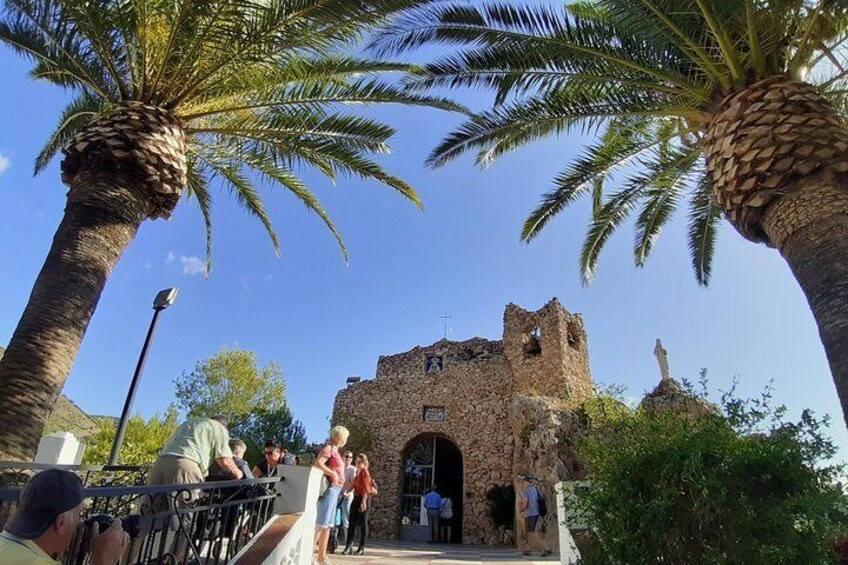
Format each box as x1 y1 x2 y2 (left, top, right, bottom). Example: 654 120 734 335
374 1 848 428
0 0 460 461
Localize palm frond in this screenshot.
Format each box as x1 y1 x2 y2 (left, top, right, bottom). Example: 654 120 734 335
35 93 105 174
687 173 721 285
522 117 663 241
633 147 700 267
197 153 281 256
184 157 214 275
580 175 650 284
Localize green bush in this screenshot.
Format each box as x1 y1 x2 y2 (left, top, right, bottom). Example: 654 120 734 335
575 378 848 564
486 483 516 529
83 407 180 466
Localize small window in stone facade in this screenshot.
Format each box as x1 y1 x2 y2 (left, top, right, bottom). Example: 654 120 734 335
566 320 581 349
523 326 542 356
425 355 444 374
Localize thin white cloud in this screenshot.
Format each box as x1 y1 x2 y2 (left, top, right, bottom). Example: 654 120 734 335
180 256 205 276
0 154 11 175
165 251 176 264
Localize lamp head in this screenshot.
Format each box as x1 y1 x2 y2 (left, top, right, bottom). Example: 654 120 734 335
153 288 179 310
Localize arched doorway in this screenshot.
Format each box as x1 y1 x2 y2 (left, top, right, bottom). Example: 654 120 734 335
399 435 463 543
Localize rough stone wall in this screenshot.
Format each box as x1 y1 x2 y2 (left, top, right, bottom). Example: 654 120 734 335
332 298 595 547
503 299 593 402
334 346 514 544
639 378 721 420
375 338 504 380
511 395 588 551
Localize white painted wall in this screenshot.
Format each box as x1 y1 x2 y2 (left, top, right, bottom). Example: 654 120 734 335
556 481 592 565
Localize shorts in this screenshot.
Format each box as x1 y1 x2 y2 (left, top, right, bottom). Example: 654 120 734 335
524 515 539 533
316 486 342 530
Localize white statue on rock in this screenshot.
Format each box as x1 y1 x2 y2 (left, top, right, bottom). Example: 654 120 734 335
654 339 670 382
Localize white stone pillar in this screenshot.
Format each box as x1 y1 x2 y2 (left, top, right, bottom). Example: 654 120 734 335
556 481 589 565
35 432 85 465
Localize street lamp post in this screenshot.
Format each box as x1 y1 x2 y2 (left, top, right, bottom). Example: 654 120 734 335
108 288 178 466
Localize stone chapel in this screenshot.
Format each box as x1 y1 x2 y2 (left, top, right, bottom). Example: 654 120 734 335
332 298 594 546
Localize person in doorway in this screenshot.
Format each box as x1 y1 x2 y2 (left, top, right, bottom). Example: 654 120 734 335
252 438 282 478
342 453 375 555
313 426 349 565
439 490 454 543
0 469 128 565
336 451 356 550
423 485 442 543
518 475 552 558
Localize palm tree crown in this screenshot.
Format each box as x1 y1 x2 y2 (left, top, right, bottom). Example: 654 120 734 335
1 0 461 270
374 0 848 284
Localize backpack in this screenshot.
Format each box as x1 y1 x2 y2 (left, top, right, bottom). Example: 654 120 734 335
440 498 453 520
535 487 548 518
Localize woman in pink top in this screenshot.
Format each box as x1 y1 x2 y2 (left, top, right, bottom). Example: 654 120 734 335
313 425 349 564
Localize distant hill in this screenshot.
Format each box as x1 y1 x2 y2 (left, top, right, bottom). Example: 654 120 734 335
45 396 100 439
0 345 101 439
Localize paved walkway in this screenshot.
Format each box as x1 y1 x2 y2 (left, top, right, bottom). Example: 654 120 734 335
327 541 558 565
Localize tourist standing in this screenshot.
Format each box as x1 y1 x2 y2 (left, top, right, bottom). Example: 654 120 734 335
337 451 356 549
342 453 375 555
439 490 454 543
252 439 282 478
150 416 243 486
518 475 552 558
313 426 349 565
148 416 242 560
423 485 442 543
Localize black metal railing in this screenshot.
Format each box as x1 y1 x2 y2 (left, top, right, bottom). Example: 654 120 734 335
0 461 149 488
0 474 281 564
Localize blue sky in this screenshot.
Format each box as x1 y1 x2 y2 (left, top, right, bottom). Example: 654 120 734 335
0 51 844 455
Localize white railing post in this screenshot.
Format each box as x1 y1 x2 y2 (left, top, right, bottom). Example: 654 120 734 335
556 481 590 565
231 464 323 565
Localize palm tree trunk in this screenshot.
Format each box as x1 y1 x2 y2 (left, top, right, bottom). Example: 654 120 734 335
705 76 848 430
0 172 150 461
763 184 848 430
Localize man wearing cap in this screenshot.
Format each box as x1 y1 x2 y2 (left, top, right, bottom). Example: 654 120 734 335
0 469 127 565
518 475 552 558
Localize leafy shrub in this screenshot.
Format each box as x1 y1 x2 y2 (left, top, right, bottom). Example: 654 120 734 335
486 483 516 529
575 378 848 564
83 407 180 466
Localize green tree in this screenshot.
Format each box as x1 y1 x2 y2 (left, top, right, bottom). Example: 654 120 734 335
174 347 305 458
331 410 376 457
377 1 848 429
575 382 848 563
0 0 460 461
238 406 308 464
83 406 180 466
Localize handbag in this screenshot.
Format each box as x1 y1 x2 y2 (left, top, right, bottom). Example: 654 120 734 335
318 474 330 500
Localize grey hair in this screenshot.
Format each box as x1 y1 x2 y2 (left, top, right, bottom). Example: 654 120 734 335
229 438 247 452
211 415 229 427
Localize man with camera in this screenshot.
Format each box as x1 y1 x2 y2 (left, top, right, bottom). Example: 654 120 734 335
0 469 127 565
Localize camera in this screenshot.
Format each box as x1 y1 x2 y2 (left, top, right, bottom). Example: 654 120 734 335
85 513 142 539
